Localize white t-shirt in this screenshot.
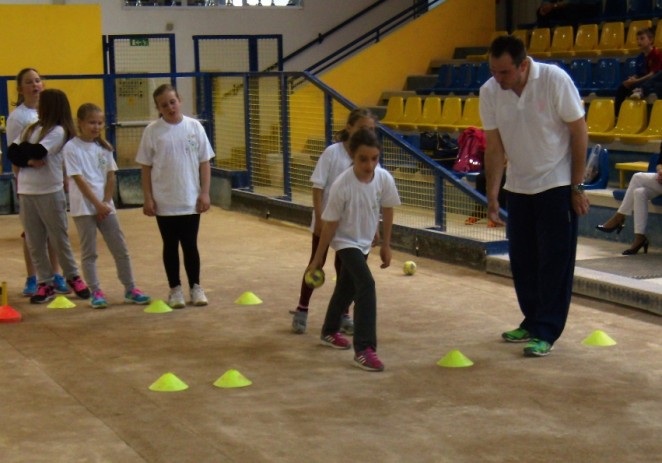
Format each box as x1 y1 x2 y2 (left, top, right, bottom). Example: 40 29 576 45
135 116 215 216
7 104 38 145
63 137 118 217
322 165 401 255
309 142 352 231
16 125 67 195
479 58 585 194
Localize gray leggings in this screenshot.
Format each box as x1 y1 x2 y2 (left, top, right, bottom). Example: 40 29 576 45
19 190 80 284
73 214 135 293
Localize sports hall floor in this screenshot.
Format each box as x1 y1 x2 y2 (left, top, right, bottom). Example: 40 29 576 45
0 207 660 463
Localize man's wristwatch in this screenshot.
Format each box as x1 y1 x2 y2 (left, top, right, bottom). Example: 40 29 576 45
570 183 585 193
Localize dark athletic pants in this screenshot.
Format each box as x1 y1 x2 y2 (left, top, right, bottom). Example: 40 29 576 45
156 214 201 289
506 186 578 345
321 248 375 353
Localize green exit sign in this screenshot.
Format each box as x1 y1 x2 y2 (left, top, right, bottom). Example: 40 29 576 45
130 38 150 46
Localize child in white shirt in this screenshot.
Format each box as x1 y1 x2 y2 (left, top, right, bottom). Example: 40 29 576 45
136 84 214 308
7 89 90 304
64 103 151 309
306 128 400 372
291 108 376 335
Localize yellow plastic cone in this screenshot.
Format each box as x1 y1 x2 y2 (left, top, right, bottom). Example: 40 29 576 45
582 330 617 347
436 349 474 368
234 291 262 305
148 372 189 392
213 369 252 388
47 296 76 309
144 299 173 313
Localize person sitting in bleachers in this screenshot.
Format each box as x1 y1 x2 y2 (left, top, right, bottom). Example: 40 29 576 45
596 151 662 255
614 27 662 115
536 0 601 28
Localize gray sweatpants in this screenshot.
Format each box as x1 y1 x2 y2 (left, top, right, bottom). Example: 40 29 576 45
73 214 135 293
19 190 80 284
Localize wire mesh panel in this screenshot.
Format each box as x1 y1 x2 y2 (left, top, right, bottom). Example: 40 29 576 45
195 35 282 72
210 76 246 170
381 137 438 230
108 34 176 167
198 39 250 72
109 36 174 73
287 78 329 206
113 76 173 167
439 178 507 242
247 75 283 197
258 37 282 71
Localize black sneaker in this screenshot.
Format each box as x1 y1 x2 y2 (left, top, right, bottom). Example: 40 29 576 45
67 276 90 299
30 284 55 304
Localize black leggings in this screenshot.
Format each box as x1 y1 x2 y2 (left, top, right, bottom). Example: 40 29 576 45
156 214 201 289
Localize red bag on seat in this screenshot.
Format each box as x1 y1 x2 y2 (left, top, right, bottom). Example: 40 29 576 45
453 127 486 173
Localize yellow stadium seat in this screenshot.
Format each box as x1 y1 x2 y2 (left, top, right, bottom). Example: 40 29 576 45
586 99 615 135
511 29 530 48
396 97 423 131
381 97 404 129
572 24 600 57
623 20 653 56
527 28 551 58
547 26 575 58
466 30 508 61
619 100 662 144
416 97 443 132
589 99 647 143
597 22 625 56
449 97 482 131
434 97 463 132
655 24 662 49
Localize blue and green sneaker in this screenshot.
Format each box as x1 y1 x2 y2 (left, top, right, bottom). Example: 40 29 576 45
523 338 553 357
501 327 531 343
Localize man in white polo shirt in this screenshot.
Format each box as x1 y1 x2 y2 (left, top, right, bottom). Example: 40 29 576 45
480 35 590 357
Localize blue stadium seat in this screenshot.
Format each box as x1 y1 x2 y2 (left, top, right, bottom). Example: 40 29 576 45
584 146 610 190
622 57 638 80
447 63 476 94
628 0 653 19
594 58 622 95
472 61 491 92
568 59 594 95
601 0 628 21
416 64 453 95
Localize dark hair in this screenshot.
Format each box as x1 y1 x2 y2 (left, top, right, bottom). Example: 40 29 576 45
335 108 377 142
13 68 42 107
23 89 75 145
489 35 527 67
77 103 114 152
349 127 381 154
637 27 654 40
153 83 180 105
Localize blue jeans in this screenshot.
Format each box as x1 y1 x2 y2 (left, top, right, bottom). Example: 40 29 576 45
506 186 578 344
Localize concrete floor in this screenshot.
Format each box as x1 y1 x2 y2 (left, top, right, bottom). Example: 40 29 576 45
0 207 661 463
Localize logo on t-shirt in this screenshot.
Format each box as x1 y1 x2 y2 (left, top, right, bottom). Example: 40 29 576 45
186 133 200 158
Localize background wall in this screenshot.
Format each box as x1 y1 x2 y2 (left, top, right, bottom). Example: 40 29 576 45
0 4 103 120
321 0 494 106
0 0 415 73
